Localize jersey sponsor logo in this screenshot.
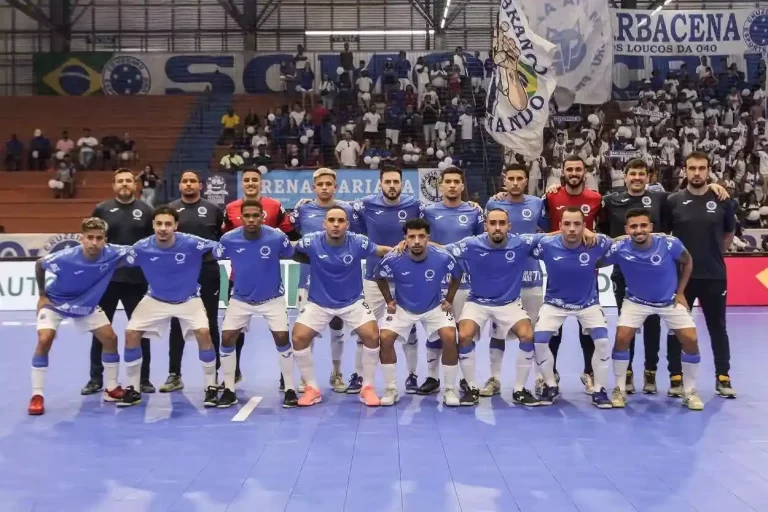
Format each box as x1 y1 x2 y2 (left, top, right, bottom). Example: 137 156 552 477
109 207 119 212
342 254 354 265
682 200 693 205
236 248 246 253
434 215 445 220
74 270 84 275
150 256 159 262
174 253 186 264
553 256 564 260
479 252 489 257
642 196 652 206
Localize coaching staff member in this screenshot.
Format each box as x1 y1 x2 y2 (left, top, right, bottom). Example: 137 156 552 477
83 168 154 395
223 168 298 387
664 151 736 399
159 171 224 392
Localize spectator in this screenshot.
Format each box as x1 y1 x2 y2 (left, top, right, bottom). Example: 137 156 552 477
319 74 336 113
138 164 158 206
335 131 360 168
4 133 23 170
55 131 74 156
118 132 137 163
356 70 373 111
297 65 315 110
29 129 51 171
220 108 240 145
76 128 99 169
49 156 75 198
100 133 121 170
363 106 381 141
243 109 259 131
220 146 244 171
339 43 355 87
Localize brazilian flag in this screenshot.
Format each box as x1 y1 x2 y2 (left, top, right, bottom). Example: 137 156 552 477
33 53 113 96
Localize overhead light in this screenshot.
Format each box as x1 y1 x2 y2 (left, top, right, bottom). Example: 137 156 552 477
305 30 435 36
664 0 672 4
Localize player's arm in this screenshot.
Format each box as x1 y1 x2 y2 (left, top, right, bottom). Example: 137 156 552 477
674 249 693 309
708 182 730 200
91 202 103 219
222 205 235 233
376 278 395 310
597 194 611 234
214 206 225 240
276 203 301 240
722 199 736 251
375 245 394 257
35 259 48 299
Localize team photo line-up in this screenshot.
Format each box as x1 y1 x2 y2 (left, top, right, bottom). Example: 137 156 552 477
27 150 737 415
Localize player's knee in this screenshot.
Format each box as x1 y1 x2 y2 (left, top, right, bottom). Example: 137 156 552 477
379 331 397 348
100 332 119 351
125 329 142 347
35 335 54 354
221 330 238 347
272 331 290 347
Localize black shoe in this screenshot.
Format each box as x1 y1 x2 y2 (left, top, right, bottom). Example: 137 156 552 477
204 386 219 408
235 371 243 384
459 378 470 393
116 386 141 408
279 374 286 393
283 389 299 408
216 388 237 408
416 377 440 395
716 375 737 399
81 380 103 396
512 388 540 407
459 387 480 406
140 381 156 394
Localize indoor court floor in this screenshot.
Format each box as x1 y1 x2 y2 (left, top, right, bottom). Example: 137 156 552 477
0 307 766 512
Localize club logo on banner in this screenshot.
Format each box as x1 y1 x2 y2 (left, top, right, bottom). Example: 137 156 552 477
102 56 152 96
202 174 231 206
743 10 768 53
418 168 443 204
485 0 556 159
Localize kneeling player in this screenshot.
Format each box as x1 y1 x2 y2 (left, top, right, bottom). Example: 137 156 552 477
119 205 221 408
216 199 302 408
606 209 704 410
375 219 463 406
29 218 127 415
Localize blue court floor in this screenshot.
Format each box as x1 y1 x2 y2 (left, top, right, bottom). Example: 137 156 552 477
0 307 766 512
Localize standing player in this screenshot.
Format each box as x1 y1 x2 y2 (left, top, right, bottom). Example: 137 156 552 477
291 168 361 393
375 218 463 406
29 218 128 415
351 166 423 393
291 207 394 407
529 207 614 408
215 199 301 408
84 168 154 396
481 164 548 397
160 171 224 393
664 152 736 398
117 205 221 408
606 209 704 410
444 209 540 406
222 168 298 389
419 167 484 396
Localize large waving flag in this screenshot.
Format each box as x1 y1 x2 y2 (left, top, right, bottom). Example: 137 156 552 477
520 0 613 106
485 0 557 160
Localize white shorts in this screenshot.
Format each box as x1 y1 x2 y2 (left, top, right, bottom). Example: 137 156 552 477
363 279 394 319
296 299 376 335
36 307 110 333
618 300 695 331
385 129 400 145
297 287 308 310
126 296 208 342
222 297 289 333
459 300 530 338
535 304 607 334
491 286 543 340
381 305 455 342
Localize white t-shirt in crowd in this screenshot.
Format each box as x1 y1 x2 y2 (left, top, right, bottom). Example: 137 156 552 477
77 136 98 152
363 112 381 133
335 140 360 166
458 114 475 140
356 77 373 93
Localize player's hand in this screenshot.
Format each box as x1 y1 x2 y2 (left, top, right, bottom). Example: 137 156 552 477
546 183 562 194
386 300 397 314
36 296 50 314
293 198 312 209
394 240 407 254
674 293 690 311
440 299 452 313
468 201 482 212
582 229 597 247
709 183 730 200
491 191 505 201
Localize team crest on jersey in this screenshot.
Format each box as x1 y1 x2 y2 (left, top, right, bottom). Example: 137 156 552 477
578 253 590 265
424 269 436 281
580 204 591 215
505 251 516 261
175 253 186 264
198 206 207 216
642 196 652 206
451 247 461 257
521 208 532 219
650 254 662 265
379 269 388 278
706 201 717 212
397 210 408 220
458 214 468 225
132 209 143 219
260 246 271 258
342 254 354 265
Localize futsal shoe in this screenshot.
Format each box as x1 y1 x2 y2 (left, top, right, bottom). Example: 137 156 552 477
682 390 704 410
204 386 219 408
534 371 560 397
580 373 595 394
80 379 103 395
298 386 322 406
404 373 419 394
346 373 362 394
103 386 126 402
459 378 470 393
512 388 539 406
216 389 237 408
360 385 381 407
27 395 44 415
380 388 399 406
667 375 684 397
537 384 560 406
417 377 440 395
282 389 299 408
716 375 737 398
625 370 636 394
140 381 156 394
591 388 613 409
459 387 480 406
479 377 501 397
443 389 460 407
117 386 142 408
330 371 347 393
610 386 626 408
643 370 658 394
159 373 184 393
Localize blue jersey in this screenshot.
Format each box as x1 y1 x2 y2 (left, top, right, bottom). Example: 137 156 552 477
445 234 537 306
605 234 686 307
531 234 612 310
373 246 461 314
291 201 360 289
421 201 484 290
351 193 423 280
485 195 549 288
216 226 294 304
296 232 378 309
127 233 218 303
41 244 129 318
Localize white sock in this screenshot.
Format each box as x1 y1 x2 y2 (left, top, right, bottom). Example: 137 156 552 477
458 346 476 389
403 329 418 374
31 367 46 397
126 357 142 390
489 348 504 380
104 362 119 392
533 342 556 386
294 347 318 389
221 347 236 391
277 345 295 391
362 346 380 388
591 338 611 392
613 352 630 392
354 341 364 375
427 345 442 380
514 344 535 392
443 364 458 391
681 352 701 394
201 360 217 388
330 328 344 373
381 363 397 390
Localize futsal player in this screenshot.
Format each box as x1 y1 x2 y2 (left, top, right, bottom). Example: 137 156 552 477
161 171 224 393
375 218 463 406
481 164 547 397
117 205 221 408
663 152 736 398
291 206 394 407
215 199 301 409
30 218 128 415
291 168 361 393
606 209 704 410
444 209 540 406
529 207 614 408
419 167 484 396
223 168 298 390
84 168 154 396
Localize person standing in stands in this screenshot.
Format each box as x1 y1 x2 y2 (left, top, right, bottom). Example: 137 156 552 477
82 168 154 396
222 168 298 388
159 171 225 393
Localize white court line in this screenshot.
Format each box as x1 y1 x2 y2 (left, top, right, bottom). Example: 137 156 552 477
1 321 21 326
231 397 262 422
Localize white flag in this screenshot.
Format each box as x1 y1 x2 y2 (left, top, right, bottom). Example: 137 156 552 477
485 0 557 160
521 0 613 105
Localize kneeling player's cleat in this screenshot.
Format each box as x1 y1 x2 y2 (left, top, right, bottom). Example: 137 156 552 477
117 386 142 408
459 387 480 406
417 377 440 395
443 388 460 407
625 370 636 395
715 375 737 399
643 370 658 394
667 375 684 398
298 386 322 407
682 390 704 411
512 388 539 406
479 377 501 397
360 385 381 407
404 373 419 394
216 388 237 408
591 388 613 409
580 372 594 394
282 389 299 408
159 373 184 393
204 386 219 408
346 373 362 394
537 384 560 406
380 388 399 406
80 379 103 396
103 386 125 402
28 395 44 415
610 386 626 408
330 371 347 393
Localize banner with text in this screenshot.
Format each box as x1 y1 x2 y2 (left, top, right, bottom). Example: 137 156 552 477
0 234 82 260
